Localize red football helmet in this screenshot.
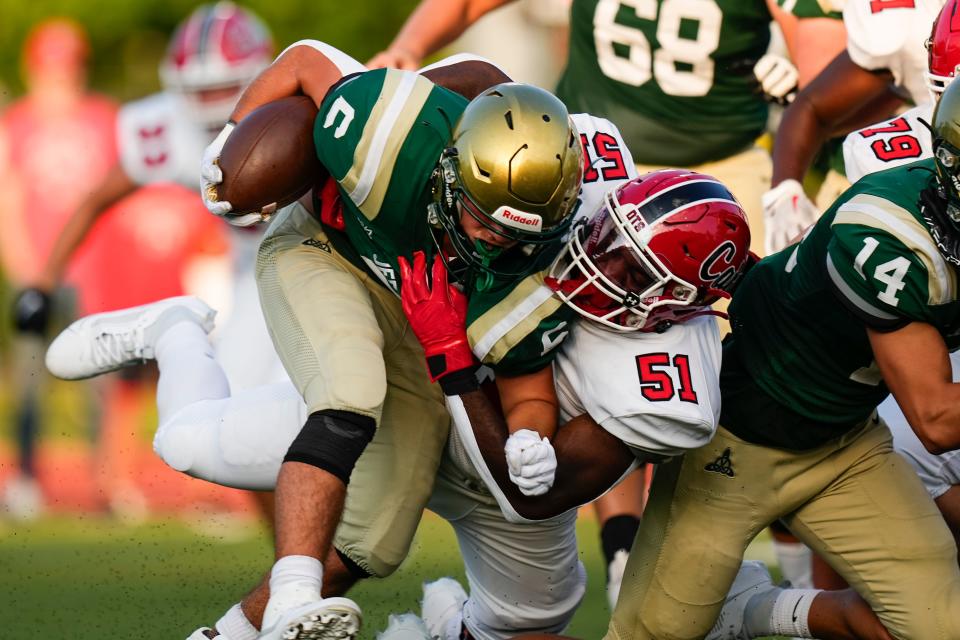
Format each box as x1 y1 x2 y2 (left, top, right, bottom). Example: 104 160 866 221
160 2 273 129
926 0 960 99
547 170 751 332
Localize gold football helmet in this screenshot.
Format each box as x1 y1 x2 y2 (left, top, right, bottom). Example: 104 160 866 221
431 82 584 287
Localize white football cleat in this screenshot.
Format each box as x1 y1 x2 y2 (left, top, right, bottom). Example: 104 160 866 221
376 613 431 640
46 296 215 380
706 561 775 640
185 628 217 640
1 473 44 521
606 549 629 610
421 577 467 640
259 595 361 640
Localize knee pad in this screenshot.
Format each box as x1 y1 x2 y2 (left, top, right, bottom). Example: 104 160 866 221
284 409 376 483
153 413 200 474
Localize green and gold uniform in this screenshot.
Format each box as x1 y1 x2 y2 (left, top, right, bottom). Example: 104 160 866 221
256 68 579 576
723 159 960 448
312 68 574 375
604 159 960 640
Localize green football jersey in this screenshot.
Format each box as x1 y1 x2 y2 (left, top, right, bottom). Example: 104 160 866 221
776 0 842 20
722 159 960 449
314 68 466 294
467 270 577 376
555 0 770 165
313 68 571 375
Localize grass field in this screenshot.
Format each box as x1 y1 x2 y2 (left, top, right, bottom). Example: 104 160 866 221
0 512 786 640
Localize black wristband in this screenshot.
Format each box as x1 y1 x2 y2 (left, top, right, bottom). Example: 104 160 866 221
438 366 480 396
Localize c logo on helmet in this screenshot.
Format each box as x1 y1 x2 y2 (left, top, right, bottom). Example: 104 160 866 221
699 241 739 291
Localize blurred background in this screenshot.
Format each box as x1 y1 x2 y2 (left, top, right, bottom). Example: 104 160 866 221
0 1 789 638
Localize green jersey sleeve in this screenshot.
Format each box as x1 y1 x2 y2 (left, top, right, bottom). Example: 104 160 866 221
466 271 577 376
776 0 842 19
827 193 955 330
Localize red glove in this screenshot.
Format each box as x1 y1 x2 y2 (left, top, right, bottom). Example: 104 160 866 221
399 251 478 395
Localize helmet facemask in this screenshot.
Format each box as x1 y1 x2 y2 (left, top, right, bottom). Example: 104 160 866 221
429 147 577 291
548 193 704 332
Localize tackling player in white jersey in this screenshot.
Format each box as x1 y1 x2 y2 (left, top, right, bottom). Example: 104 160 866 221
764 0 944 254
44 82 646 638
13 2 283 392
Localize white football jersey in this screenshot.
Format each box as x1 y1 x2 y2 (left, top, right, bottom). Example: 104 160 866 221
570 112 638 224
842 102 933 183
879 351 960 498
117 91 211 189
554 315 722 459
844 0 943 105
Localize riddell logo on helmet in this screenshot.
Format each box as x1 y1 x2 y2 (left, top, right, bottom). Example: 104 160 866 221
493 206 543 232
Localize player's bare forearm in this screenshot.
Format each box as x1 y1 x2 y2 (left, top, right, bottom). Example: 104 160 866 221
382 0 515 64
794 18 846 87
869 323 960 453
459 389 634 520
497 366 558 439
37 164 137 290
230 44 345 122
772 51 895 185
420 60 512 100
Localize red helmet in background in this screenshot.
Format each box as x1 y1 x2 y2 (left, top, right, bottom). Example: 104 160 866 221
926 0 960 99
160 2 273 129
548 170 751 332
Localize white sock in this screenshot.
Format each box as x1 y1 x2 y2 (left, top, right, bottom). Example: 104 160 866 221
214 603 258 640
746 588 821 638
155 320 230 425
270 555 324 599
772 539 814 589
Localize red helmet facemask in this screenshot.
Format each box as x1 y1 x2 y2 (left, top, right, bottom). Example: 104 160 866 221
548 170 751 332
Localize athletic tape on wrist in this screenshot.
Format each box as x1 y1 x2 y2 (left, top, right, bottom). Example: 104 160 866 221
438 366 480 396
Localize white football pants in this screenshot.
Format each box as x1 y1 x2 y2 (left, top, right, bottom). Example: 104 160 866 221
150 321 585 639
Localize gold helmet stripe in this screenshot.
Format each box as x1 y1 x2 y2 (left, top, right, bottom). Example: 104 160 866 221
342 70 434 219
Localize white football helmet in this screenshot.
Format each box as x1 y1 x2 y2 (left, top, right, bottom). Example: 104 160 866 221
159 2 273 129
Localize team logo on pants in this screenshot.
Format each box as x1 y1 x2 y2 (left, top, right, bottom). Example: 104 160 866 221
704 448 735 477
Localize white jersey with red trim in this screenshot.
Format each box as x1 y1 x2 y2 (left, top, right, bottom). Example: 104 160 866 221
555 315 722 459
117 91 209 189
570 112 637 224
844 0 943 105
879 351 960 498
842 102 934 183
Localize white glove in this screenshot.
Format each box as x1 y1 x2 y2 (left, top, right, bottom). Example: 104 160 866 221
762 179 820 255
200 122 235 217
754 53 798 106
504 428 557 497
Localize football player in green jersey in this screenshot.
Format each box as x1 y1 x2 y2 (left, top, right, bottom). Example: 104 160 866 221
580 74 960 640
368 0 806 603
368 0 812 258
197 43 587 640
